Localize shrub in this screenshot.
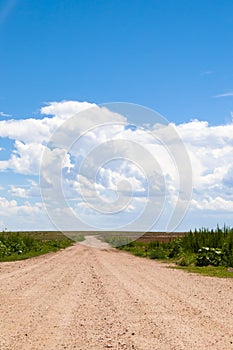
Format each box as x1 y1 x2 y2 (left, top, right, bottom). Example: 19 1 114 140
148 247 167 259
0 241 10 256
168 238 183 258
196 247 224 266
0 232 73 260
177 254 196 266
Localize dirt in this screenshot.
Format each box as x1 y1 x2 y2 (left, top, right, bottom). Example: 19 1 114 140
80 235 111 249
0 237 232 350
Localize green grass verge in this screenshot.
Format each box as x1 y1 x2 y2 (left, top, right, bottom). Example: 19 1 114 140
0 240 73 262
115 240 233 279
122 246 233 278
172 265 233 278
0 232 84 262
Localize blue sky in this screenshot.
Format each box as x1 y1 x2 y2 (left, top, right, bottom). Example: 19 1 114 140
1 0 233 123
0 0 233 231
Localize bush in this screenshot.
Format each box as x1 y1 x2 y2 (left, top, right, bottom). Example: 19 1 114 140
148 247 167 259
168 238 183 258
177 254 196 266
0 232 73 260
0 241 10 256
196 247 224 266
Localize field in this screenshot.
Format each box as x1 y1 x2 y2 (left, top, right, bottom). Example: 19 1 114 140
136 231 186 243
9 231 85 241
0 230 187 241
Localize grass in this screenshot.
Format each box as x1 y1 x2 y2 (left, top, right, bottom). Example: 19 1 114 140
0 231 84 262
120 243 233 278
0 240 72 262
105 227 233 279
11 231 85 241
173 265 233 278
2 228 233 280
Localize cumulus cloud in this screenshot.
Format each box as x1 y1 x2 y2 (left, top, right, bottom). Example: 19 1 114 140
175 120 233 193
9 180 40 198
41 100 97 119
1 100 233 230
0 196 42 216
0 141 46 175
0 100 97 173
191 197 233 211
0 195 50 231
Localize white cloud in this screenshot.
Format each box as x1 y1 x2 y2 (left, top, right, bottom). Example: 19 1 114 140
0 141 46 175
191 196 233 211
0 195 51 231
0 111 11 117
214 92 233 98
0 101 98 173
175 120 233 192
9 180 40 198
41 100 97 119
9 186 27 198
1 100 233 230
0 196 42 216
0 117 52 143
0 100 96 145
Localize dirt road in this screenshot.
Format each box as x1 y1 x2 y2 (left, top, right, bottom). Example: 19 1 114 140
0 238 232 350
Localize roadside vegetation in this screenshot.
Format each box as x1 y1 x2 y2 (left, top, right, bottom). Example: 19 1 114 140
0 231 83 261
105 226 233 278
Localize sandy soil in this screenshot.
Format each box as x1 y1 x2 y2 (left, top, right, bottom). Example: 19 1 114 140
0 237 232 350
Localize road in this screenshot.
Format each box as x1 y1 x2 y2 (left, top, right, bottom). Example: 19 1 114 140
0 237 232 350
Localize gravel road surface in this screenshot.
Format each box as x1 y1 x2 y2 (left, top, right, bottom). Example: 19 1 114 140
0 238 232 349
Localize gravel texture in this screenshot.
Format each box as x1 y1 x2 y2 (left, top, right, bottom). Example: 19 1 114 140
0 237 232 349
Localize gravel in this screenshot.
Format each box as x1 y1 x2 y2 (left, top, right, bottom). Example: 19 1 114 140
0 237 232 349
